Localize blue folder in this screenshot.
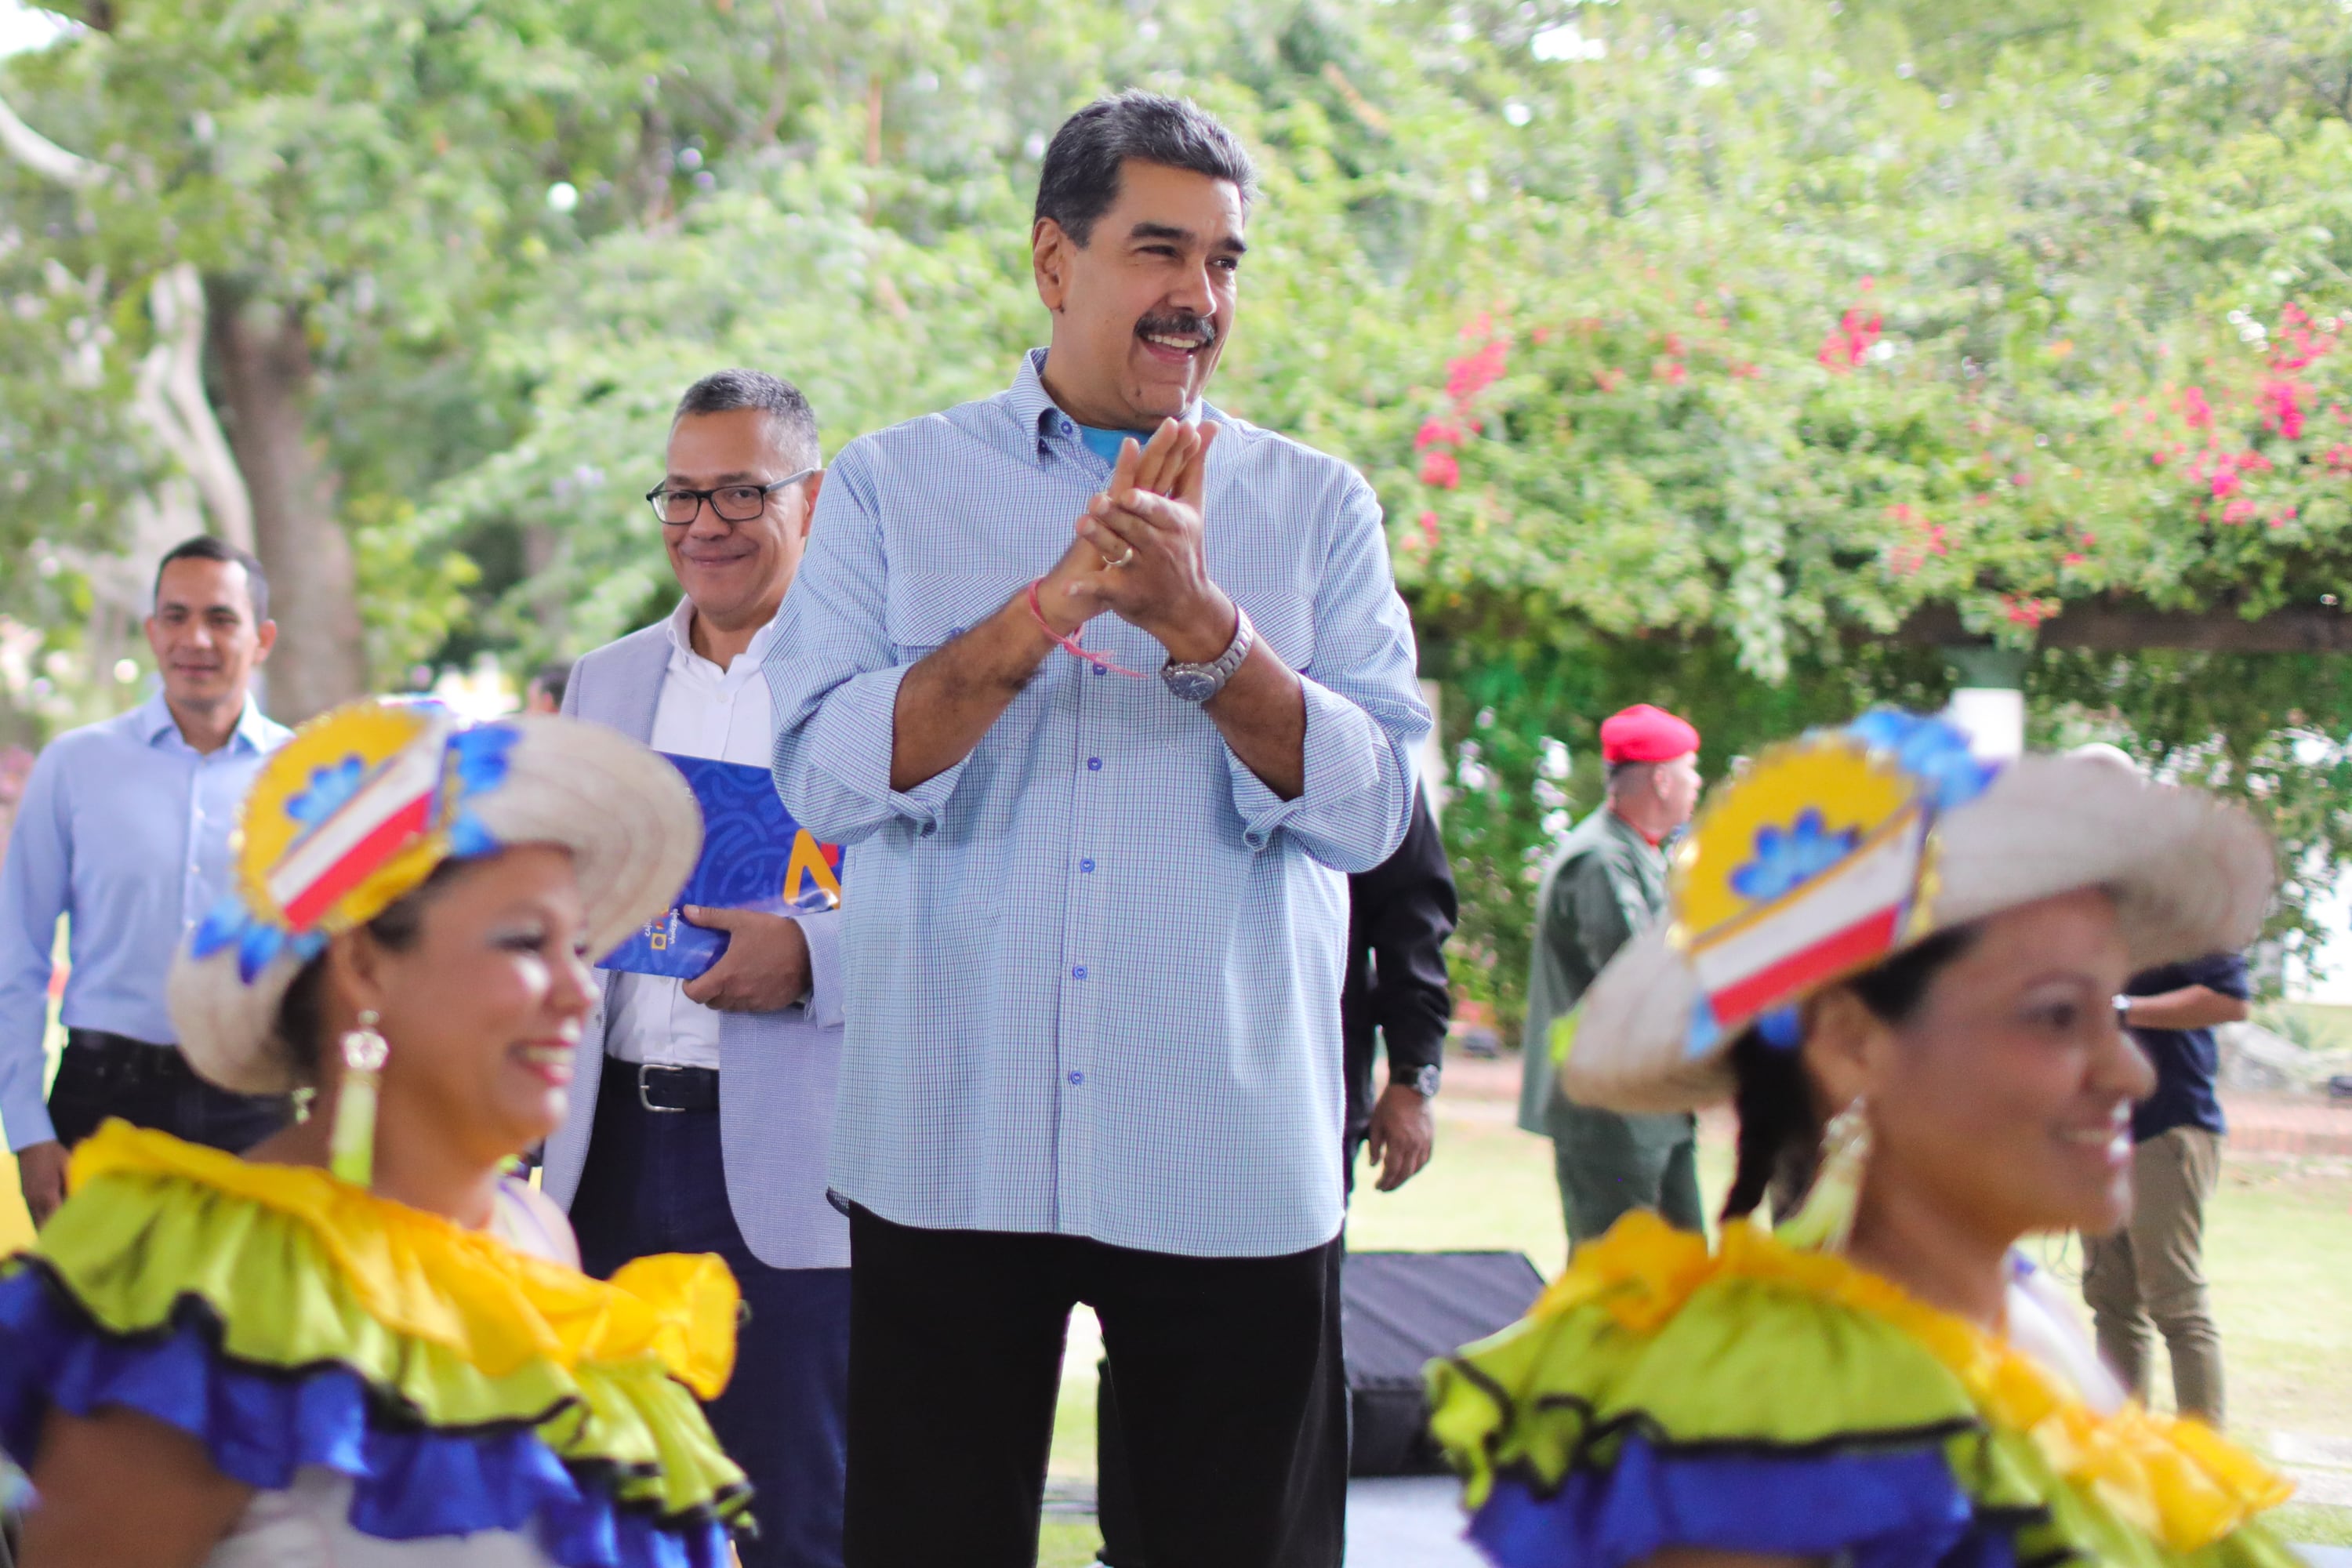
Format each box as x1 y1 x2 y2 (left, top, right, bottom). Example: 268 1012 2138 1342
596 753 841 981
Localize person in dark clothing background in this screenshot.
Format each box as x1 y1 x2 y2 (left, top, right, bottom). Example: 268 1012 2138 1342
2082 950 2249 1426
1342 784 1458 1192
2067 744 2248 1428
1095 785 1457 1567
1518 703 1704 1244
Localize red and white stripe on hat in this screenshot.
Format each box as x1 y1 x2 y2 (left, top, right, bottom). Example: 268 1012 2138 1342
267 728 450 931
1687 807 1927 1029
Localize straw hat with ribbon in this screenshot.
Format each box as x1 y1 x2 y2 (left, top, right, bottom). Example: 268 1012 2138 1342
1559 710 2275 1116
169 699 699 1098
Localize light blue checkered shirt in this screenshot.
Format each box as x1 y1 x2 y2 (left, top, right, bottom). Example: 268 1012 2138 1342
767 350 1430 1258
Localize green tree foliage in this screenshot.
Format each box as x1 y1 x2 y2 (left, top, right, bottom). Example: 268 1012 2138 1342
5 0 2350 1025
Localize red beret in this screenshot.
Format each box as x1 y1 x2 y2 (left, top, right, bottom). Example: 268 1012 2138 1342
1599 704 1700 766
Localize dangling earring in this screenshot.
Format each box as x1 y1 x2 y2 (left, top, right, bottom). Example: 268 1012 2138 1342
1776 1098 1871 1254
330 1009 388 1188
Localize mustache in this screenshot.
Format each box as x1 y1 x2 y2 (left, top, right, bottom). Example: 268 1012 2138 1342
1134 310 1218 345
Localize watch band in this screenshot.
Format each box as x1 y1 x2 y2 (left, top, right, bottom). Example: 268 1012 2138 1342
1160 605 1256 702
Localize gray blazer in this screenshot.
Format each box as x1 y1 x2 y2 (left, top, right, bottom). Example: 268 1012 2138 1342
540 620 850 1269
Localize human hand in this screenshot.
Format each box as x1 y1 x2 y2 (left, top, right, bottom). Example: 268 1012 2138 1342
1120 416 1200 509
679 907 813 1013
1072 419 1234 661
1365 1083 1436 1192
1031 419 1203 637
18 1138 68 1228
1032 532 1120 638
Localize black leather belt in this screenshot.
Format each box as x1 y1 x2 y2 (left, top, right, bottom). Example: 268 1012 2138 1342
633 1062 719 1113
64 1029 194 1087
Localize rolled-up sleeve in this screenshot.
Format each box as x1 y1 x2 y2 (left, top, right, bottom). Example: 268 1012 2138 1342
789 907 847 1032
1226 475 1429 872
767 448 971 844
0 746 69 1150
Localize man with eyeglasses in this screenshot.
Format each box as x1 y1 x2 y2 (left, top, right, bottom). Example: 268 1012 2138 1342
540 368 850 1568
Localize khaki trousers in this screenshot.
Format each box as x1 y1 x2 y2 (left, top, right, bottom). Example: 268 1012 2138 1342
2082 1126 2224 1425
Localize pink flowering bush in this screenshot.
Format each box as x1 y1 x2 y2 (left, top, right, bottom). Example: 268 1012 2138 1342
1390 267 2352 673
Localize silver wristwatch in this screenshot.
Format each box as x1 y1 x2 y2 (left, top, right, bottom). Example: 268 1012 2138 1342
1401 1063 1441 1098
1160 605 1255 702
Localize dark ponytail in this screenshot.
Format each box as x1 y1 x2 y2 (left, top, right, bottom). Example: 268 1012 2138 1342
1719 924 1980 1224
1722 1025 1813 1221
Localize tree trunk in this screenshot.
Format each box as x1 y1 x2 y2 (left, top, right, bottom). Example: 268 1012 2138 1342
206 285 367 722
523 520 567 650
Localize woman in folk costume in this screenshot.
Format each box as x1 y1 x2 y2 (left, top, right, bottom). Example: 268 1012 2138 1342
1431 711 2301 1568
0 699 750 1566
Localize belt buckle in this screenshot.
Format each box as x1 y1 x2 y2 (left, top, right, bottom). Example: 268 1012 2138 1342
637 1063 687 1113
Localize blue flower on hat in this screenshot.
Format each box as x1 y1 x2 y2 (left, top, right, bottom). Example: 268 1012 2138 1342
1846 710 1999 811
1732 808 1860 903
190 895 326 984
442 724 521 862
1684 996 1722 1058
286 755 367 830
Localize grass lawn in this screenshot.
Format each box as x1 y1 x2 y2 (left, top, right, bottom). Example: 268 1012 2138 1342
2267 1001 2352 1052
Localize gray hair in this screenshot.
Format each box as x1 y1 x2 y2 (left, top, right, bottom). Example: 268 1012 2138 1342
673 369 822 471
1034 92 1258 248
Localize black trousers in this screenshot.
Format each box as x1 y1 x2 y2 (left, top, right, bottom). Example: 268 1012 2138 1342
47 1030 291 1152
843 1205 1342 1568
1096 1135 1360 1568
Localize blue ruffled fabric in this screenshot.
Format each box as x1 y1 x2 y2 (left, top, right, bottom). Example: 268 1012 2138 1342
1467 1432 2023 1568
0 1269 733 1568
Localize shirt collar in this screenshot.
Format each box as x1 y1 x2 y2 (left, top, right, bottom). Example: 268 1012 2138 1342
663 597 782 676
230 696 281 751
1606 804 1670 851
1010 348 1223 459
138 689 277 753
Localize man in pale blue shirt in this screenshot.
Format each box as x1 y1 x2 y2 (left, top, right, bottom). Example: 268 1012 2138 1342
0 536 294 1225
768 93 1428 1568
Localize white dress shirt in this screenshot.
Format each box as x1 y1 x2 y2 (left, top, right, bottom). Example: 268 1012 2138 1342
606 600 786 1069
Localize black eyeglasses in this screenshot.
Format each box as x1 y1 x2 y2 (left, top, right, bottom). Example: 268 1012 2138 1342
644 467 819 526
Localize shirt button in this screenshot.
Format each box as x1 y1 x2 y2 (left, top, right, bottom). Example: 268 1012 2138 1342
949 627 964 638
1080 858 1095 873
1060 420 1075 436
1073 965 1087 980
1069 1070 1085 1085
1087 757 1102 771
1093 663 1107 676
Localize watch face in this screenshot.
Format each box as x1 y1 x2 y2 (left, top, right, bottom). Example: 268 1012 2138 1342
1164 667 1220 702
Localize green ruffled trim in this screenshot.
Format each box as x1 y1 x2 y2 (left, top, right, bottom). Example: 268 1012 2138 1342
28 1164 744 1524
1432 1260 2297 1568
1960 1426 2300 1568
1436 1272 1983 1468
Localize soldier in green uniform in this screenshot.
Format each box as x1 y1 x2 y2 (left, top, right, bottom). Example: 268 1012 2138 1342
1516 704 1705 1244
